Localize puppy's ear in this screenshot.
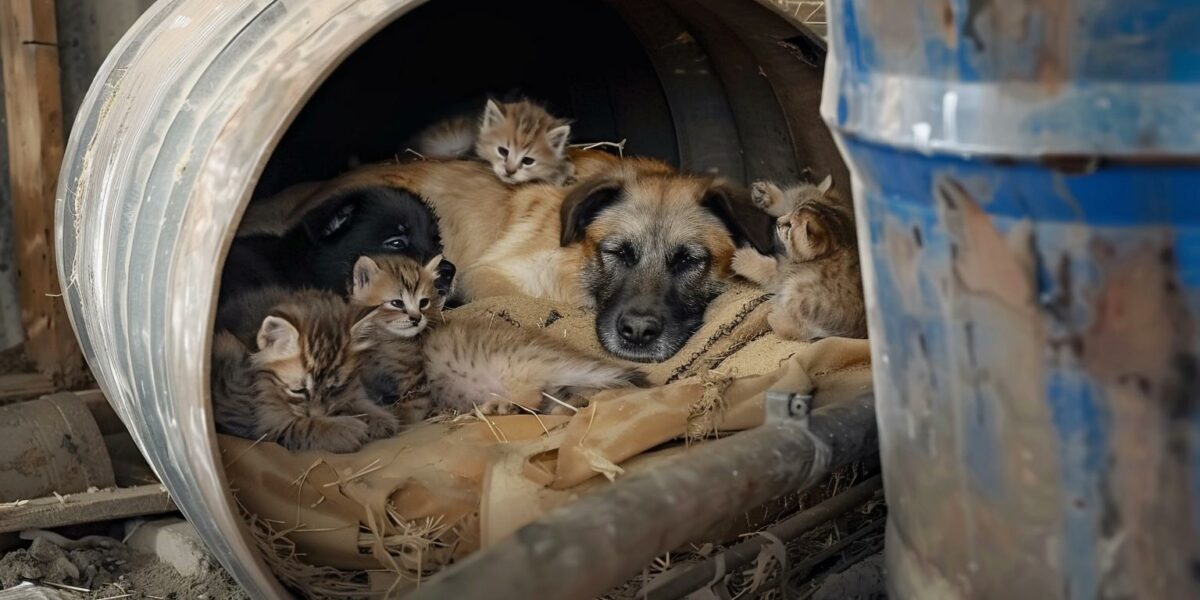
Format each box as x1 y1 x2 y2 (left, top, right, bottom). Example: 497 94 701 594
257 316 301 361
350 256 382 303
560 177 624 246
701 181 776 255
482 99 504 129
300 193 358 240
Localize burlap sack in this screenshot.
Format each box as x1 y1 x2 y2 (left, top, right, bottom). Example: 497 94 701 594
220 285 872 594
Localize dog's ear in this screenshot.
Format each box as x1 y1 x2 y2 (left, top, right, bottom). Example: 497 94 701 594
559 177 625 246
299 192 359 240
701 181 776 255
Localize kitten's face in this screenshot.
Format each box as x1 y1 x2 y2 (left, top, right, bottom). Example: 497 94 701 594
476 100 570 185
251 308 369 415
349 255 456 338
776 208 829 262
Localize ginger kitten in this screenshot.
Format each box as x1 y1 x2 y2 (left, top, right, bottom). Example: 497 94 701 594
733 177 867 341
211 287 399 452
348 255 454 426
350 254 644 418
414 99 574 185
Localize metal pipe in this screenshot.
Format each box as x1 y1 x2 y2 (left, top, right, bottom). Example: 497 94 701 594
407 393 877 600
641 474 883 600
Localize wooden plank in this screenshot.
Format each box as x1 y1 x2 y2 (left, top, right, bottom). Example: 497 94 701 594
0 484 175 533
0 0 86 385
0 371 55 402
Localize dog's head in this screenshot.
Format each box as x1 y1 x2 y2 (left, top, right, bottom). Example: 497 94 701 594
561 173 774 362
300 186 443 291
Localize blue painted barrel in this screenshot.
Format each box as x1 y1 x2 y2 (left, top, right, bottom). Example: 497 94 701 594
822 1 1200 597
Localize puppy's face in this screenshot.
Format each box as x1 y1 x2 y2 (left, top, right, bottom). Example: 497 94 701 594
561 174 774 362
302 187 443 291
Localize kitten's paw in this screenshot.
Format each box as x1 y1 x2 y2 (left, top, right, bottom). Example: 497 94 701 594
478 396 513 416
732 248 778 285
750 181 775 210
290 416 370 453
366 411 401 440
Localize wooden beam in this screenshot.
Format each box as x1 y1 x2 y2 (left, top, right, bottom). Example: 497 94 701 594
0 0 86 385
0 484 175 533
0 371 54 402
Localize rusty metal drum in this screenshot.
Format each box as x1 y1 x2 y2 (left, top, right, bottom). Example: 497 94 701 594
0 393 114 502
823 0 1200 597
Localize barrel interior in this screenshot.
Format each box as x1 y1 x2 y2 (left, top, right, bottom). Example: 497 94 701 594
251 0 834 200
223 0 840 592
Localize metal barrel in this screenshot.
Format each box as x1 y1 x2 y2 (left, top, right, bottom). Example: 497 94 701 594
54 0 841 596
822 1 1200 598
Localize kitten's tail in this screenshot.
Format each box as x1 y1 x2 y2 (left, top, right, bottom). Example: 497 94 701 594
543 354 647 394
412 115 477 159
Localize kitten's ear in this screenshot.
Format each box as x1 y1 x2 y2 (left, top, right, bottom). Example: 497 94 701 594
816 174 833 195
482 99 504 129
701 180 776 255
350 256 382 303
560 176 625 246
546 125 571 154
425 254 457 297
257 316 301 361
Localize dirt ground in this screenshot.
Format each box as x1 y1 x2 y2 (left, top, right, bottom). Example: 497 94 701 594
0 532 246 600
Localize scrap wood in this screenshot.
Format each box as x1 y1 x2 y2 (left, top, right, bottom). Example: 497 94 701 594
0 484 174 533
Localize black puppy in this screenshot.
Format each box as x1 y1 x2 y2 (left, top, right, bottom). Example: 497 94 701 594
220 186 442 301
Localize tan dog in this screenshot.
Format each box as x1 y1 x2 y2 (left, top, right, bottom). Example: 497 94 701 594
237 149 774 362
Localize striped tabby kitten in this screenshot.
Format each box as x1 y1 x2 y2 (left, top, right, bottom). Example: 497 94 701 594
211 287 399 453
733 177 867 341
348 255 454 426
351 255 645 417
414 99 574 185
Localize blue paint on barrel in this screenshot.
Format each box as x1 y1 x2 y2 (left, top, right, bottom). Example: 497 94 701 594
823 1 1200 595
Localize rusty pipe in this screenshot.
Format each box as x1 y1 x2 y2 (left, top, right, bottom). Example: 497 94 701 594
407 393 877 600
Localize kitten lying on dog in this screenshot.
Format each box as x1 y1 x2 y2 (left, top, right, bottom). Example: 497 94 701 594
211 287 398 453
733 177 867 341
349 254 644 419
220 186 441 301
414 98 574 186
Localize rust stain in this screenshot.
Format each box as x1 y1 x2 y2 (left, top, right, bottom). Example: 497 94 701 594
1081 238 1200 596
937 178 1035 313
1 446 51 477
1033 0 1072 94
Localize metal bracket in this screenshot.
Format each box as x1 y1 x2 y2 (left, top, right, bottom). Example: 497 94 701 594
764 390 812 426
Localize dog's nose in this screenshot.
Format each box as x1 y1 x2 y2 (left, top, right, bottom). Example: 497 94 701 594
618 311 663 345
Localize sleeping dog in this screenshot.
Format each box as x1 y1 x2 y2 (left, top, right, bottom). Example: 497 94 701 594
235 150 774 362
